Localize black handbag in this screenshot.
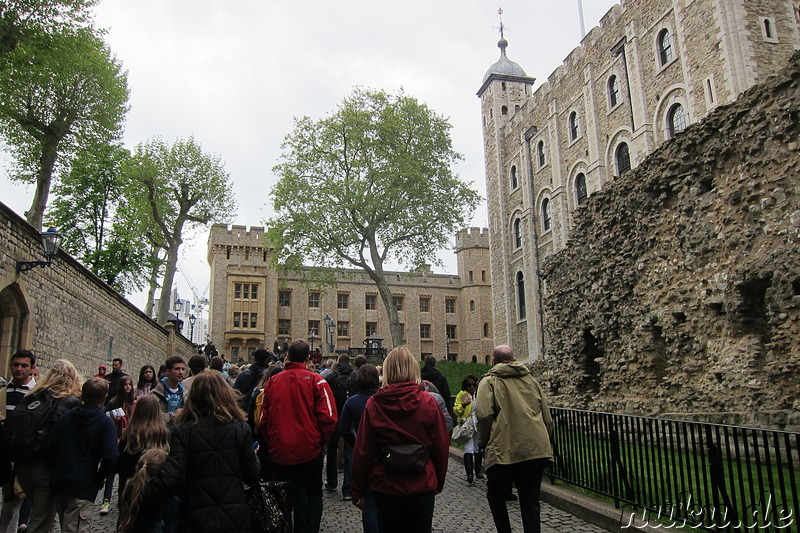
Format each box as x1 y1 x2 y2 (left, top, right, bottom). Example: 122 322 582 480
247 480 291 533
380 443 429 475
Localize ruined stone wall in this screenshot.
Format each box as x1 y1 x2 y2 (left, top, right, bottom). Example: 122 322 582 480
0 202 196 381
539 51 800 431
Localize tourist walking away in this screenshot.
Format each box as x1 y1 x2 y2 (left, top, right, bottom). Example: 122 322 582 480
150 371 259 532
134 365 158 400
339 364 380 533
351 347 450 533
152 356 186 425
117 449 168 533
6 359 82 533
324 353 356 497
49 377 119 533
475 345 553 533
454 374 482 483
105 358 128 402
259 339 337 533
233 349 269 410
0 350 36 533
420 355 453 420
100 376 136 515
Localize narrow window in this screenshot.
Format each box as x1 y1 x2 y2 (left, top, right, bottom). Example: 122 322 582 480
234 283 241 299
510 165 518 189
667 104 687 138
250 284 258 300
243 284 250 300
514 105 520 113
226 246 231 260
482 270 486 282
516 271 526 320
705 78 715 105
542 198 551 232
241 313 249 328
658 29 673 66
764 18 774 39
616 143 631 175
483 323 489 337
469 271 474 282
501 105 508 116
537 140 545 167
233 312 240 328
514 218 522 248
250 313 257 329
608 75 619 107
470 300 475 312
575 173 588 206
569 112 579 140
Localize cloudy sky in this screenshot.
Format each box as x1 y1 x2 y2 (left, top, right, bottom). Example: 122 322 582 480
2 0 619 312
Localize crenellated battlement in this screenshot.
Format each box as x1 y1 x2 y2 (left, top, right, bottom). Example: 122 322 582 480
209 223 267 247
456 227 490 251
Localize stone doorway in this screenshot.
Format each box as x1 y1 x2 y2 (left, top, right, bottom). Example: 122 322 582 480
0 282 30 379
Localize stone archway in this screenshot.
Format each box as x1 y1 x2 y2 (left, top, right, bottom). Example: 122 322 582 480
0 282 30 378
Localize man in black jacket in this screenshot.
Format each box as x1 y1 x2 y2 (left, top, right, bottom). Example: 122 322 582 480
420 355 453 420
324 354 355 498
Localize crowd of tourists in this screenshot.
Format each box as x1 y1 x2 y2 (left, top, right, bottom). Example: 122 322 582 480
0 340 554 533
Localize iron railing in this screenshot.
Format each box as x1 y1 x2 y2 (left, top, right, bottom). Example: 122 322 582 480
549 408 799 531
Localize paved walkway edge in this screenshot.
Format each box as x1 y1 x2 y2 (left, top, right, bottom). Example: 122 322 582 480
449 447 661 533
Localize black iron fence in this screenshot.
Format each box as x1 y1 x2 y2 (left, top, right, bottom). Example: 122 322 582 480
549 408 799 531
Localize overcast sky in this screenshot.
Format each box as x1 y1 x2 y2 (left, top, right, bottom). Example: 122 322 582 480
1 0 619 313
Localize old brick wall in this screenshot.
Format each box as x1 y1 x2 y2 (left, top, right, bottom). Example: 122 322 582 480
539 51 800 430
0 202 196 381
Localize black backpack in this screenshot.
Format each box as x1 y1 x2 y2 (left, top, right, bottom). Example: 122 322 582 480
331 370 357 411
3 390 61 461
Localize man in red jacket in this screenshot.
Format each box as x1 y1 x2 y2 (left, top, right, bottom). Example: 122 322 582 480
259 339 337 533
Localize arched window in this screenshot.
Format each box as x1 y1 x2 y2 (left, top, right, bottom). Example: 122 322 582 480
501 105 508 116
513 218 522 248
514 105 520 113
537 140 546 167
470 300 475 312
501 82 507 91
575 173 588 206
616 143 631 175
658 29 674 66
764 18 774 39
667 103 687 138
541 198 551 232
483 323 489 337
510 165 518 189
516 271 526 320
608 75 619 107
569 112 580 140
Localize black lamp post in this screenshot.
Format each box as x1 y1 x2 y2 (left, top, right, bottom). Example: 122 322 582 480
446 335 451 361
189 314 196 343
173 299 184 333
16 226 62 273
324 314 336 353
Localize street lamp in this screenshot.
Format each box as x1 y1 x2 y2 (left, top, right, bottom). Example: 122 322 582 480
173 299 185 334
16 225 62 273
324 314 336 353
446 336 451 362
189 314 197 343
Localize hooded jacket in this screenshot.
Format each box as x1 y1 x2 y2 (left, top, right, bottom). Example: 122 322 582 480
152 378 187 425
258 362 338 466
49 404 119 501
351 381 449 502
474 362 553 470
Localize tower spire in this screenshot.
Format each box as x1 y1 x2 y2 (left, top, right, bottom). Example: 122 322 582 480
497 8 505 40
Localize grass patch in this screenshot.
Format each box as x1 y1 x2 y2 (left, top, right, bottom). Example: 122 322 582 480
431 360 492 397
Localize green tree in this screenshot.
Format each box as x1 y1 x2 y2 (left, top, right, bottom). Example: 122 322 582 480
46 142 154 294
0 0 97 55
266 87 481 347
0 27 129 229
124 137 236 324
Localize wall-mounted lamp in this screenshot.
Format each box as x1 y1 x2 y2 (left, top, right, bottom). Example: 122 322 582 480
16 226 62 273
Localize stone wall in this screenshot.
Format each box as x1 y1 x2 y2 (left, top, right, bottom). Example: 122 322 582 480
0 202 196 381
538 51 800 431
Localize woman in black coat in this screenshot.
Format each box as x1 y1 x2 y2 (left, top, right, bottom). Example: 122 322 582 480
153 371 260 532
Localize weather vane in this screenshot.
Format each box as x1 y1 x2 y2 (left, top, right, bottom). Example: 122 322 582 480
495 7 507 39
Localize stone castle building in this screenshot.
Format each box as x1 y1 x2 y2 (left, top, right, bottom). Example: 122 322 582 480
479 0 800 358
207 225 494 363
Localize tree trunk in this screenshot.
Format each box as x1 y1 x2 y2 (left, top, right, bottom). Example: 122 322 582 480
370 270 403 349
26 136 60 229
156 236 181 325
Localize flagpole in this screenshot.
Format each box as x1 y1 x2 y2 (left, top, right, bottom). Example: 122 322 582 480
577 0 586 39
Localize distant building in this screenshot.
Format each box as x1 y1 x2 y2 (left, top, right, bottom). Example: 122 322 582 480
478 0 800 358
207 225 493 363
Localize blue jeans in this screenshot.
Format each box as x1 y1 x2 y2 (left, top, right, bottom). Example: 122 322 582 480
361 489 379 533
342 442 353 498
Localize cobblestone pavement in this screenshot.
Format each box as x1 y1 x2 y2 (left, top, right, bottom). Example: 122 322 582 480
57 458 605 532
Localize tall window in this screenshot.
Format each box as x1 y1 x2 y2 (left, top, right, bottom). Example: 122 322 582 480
337 321 349 337
234 283 241 299
763 18 775 39
337 293 349 309
569 112 579 140
419 296 430 313
233 312 241 328
616 143 631 175
667 104 687 138
483 323 489 337
608 75 619 107
516 271 526 320
575 173 588 206
278 290 291 307
658 29 673 66
278 319 291 335
420 324 431 339
446 324 457 339
308 291 320 308
365 322 377 337
470 300 475 312
394 296 404 311
510 165 518 189
250 313 257 328
514 218 522 248
537 140 545 167
365 294 376 310
445 298 456 314
542 198 551 231
308 320 320 336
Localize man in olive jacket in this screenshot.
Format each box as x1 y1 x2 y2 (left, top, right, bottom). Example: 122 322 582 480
475 345 553 533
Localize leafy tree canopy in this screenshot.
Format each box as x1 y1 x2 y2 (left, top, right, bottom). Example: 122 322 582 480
0 0 97 54
266 87 481 346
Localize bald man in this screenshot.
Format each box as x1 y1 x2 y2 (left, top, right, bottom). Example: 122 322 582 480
475 345 553 533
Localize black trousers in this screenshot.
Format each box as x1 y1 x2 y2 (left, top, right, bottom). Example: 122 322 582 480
486 458 549 533
273 454 324 533
373 490 436 533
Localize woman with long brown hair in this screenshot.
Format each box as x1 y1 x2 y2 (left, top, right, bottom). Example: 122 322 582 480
117 448 169 533
150 371 260 532
116 395 169 502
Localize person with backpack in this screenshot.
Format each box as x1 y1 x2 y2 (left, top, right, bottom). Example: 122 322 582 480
232 348 269 410
7 359 82 533
324 354 356 498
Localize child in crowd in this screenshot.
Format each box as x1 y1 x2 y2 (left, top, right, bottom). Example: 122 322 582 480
100 376 137 515
117 449 168 533
117 395 170 506
135 365 158 399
